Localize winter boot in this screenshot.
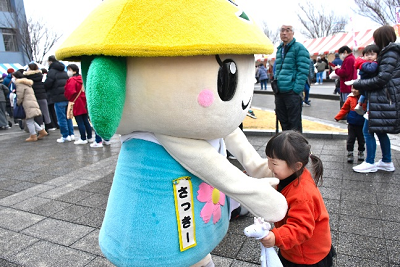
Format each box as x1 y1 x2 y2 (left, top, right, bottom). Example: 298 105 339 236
358 151 365 162
25 135 38 142
347 152 354 163
37 129 48 140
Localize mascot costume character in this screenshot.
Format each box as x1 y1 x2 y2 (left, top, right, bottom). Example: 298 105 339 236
56 0 288 266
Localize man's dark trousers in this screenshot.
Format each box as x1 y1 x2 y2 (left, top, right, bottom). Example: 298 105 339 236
275 91 303 132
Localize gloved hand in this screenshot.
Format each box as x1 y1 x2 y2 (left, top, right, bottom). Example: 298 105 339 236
344 79 358 86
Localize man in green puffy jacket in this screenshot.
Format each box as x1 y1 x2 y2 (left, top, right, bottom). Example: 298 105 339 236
274 25 310 132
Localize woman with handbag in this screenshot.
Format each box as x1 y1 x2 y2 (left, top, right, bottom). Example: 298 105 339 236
64 64 93 145
12 71 48 142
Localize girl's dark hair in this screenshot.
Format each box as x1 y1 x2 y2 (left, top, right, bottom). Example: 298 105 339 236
362 44 380 56
41 68 48 74
265 130 323 186
67 64 80 74
338 45 352 54
28 63 38 70
12 71 24 79
373 25 397 51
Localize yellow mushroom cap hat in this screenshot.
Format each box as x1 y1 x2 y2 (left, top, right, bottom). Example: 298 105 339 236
56 0 273 60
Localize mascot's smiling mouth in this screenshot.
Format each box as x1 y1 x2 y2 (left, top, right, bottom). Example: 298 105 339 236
242 97 251 110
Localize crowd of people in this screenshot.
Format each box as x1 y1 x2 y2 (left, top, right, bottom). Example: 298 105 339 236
255 24 399 176
0 55 110 148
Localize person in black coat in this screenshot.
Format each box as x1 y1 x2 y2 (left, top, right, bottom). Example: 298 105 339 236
24 63 52 127
44 55 75 143
352 25 399 173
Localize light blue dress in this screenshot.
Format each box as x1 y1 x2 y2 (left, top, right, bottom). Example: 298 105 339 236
99 138 230 267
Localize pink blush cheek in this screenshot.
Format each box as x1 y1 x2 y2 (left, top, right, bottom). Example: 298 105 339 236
197 89 214 107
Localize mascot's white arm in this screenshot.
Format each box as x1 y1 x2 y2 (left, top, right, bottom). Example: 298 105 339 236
225 128 272 178
244 217 283 267
155 133 288 222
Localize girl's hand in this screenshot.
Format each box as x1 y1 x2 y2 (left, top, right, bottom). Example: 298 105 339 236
260 231 276 248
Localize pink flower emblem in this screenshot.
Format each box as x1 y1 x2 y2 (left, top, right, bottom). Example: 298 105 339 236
197 182 225 224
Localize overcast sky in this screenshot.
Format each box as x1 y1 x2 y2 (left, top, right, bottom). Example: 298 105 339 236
23 0 381 56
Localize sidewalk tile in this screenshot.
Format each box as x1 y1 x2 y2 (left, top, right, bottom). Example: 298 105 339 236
212 233 247 258
31 200 71 217
0 184 55 207
0 228 39 257
339 215 384 238
21 218 94 246
337 233 388 262
0 208 45 232
52 205 95 221
86 256 115 267
12 197 51 212
336 254 389 267
12 240 95 267
211 255 233 266
71 229 102 256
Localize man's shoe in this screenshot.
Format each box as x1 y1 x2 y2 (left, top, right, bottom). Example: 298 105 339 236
347 152 354 163
87 137 95 143
303 102 310 107
57 136 68 143
353 161 378 173
103 140 111 145
69 135 75 141
375 159 395 172
74 139 88 145
358 151 365 162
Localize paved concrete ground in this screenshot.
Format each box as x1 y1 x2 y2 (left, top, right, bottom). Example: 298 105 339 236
0 90 399 266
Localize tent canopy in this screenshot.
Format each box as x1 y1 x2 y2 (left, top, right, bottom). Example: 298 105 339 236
303 29 374 56
0 63 24 75
259 29 375 61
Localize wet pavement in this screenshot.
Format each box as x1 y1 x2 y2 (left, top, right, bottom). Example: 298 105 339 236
0 88 399 266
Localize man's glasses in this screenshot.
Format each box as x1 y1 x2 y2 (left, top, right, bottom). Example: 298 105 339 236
280 28 292 33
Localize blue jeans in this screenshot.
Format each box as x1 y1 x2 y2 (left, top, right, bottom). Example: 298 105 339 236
260 79 268 90
75 113 92 140
94 131 110 143
304 83 310 103
363 119 391 164
54 101 74 138
316 72 323 83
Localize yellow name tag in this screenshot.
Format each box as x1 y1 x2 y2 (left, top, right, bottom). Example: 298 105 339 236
173 177 196 251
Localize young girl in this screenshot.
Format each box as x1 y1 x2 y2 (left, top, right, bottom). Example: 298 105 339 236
261 131 335 267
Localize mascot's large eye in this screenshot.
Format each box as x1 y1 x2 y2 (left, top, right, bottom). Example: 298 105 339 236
216 56 238 102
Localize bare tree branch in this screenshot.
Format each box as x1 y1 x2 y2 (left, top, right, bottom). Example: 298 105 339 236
354 0 400 25
260 21 281 45
297 1 348 39
0 4 62 64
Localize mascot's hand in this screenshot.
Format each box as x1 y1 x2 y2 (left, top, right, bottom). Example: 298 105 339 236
225 128 273 178
156 134 288 222
265 177 279 188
